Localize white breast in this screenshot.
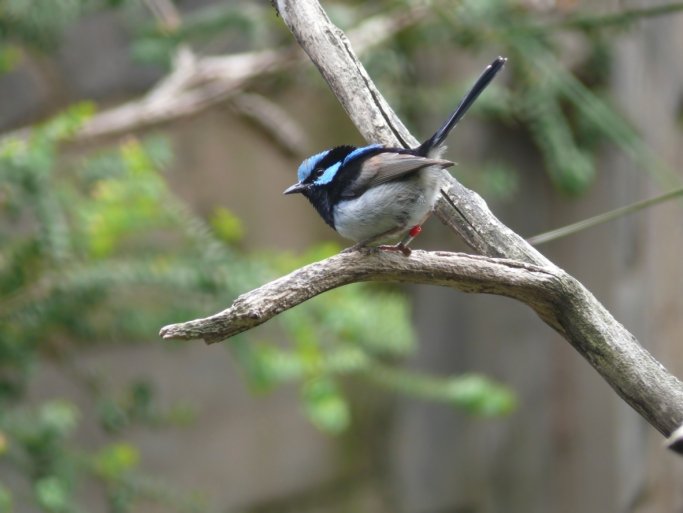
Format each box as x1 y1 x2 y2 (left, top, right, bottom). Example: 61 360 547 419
333 166 445 244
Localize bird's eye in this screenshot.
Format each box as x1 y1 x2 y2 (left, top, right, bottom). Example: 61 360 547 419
311 168 324 179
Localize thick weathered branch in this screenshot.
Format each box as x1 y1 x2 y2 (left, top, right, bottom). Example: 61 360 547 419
161 0 683 446
160 251 559 342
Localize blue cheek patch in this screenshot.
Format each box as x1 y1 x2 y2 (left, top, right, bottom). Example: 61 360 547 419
297 150 329 182
314 162 341 185
298 144 383 185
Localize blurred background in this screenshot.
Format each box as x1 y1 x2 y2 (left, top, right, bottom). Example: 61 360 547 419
1 0 683 512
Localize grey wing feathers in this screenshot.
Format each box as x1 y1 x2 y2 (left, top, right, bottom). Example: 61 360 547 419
343 153 453 198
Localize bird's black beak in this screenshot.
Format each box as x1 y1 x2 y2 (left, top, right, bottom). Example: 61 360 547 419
283 182 309 195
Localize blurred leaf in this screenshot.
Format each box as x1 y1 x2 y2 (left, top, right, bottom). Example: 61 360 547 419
97 397 129 433
210 207 244 244
0 0 85 51
370 366 517 417
302 377 350 434
0 483 11 513
445 374 517 416
463 161 519 201
128 380 154 419
131 3 270 66
130 37 175 67
0 45 21 74
235 342 371 392
34 476 70 513
39 400 79 436
163 403 196 427
39 102 95 142
94 443 140 481
80 139 169 258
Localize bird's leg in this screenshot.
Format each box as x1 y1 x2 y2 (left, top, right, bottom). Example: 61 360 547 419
401 225 423 248
378 207 434 256
377 243 412 256
377 225 421 256
343 226 406 254
345 218 429 256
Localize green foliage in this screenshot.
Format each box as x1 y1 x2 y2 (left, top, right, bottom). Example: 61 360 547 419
370 368 517 416
210 207 244 244
0 0 85 51
0 110 224 511
2 401 80 512
130 3 283 67
0 101 513 511
34 476 71 513
302 377 351 434
0 45 20 74
0 484 11 513
2 1 679 511
94 443 140 481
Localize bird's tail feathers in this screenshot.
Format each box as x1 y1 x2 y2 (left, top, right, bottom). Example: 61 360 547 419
416 56 507 157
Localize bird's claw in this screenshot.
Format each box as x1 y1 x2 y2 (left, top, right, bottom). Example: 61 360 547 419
378 243 411 256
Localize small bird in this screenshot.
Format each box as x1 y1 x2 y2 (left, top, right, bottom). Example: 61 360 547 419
284 56 506 255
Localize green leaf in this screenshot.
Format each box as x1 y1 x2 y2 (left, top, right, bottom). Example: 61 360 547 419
210 207 244 244
39 102 95 142
34 476 70 513
94 443 140 481
370 366 517 417
96 398 129 433
0 45 21 74
302 378 350 434
446 374 517 416
79 138 170 258
0 483 12 513
39 401 79 436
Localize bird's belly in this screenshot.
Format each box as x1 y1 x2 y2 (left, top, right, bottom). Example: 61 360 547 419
333 167 444 243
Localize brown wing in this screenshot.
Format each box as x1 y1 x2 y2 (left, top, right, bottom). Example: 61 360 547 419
342 152 453 198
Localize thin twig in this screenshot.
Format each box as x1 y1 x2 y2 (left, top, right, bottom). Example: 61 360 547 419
559 2 683 30
528 186 683 245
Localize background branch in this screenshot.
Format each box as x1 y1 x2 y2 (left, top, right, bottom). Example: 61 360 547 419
161 0 683 448
2 5 425 145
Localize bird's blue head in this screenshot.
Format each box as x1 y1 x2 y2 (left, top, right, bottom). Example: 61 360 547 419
284 144 383 196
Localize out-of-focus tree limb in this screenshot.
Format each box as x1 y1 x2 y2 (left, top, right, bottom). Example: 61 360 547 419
1 5 426 147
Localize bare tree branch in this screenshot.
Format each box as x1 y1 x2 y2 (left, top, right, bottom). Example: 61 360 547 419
160 0 683 448
231 92 309 157
1 5 425 145
159 251 560 343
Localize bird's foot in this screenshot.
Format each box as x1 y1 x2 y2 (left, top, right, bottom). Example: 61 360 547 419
378 242 411 256
345 224 422 256
376 225 422 256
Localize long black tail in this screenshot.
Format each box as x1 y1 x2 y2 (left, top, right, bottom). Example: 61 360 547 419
416 56 507 157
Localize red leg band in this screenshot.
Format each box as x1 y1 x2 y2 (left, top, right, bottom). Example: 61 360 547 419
409 225 422 238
